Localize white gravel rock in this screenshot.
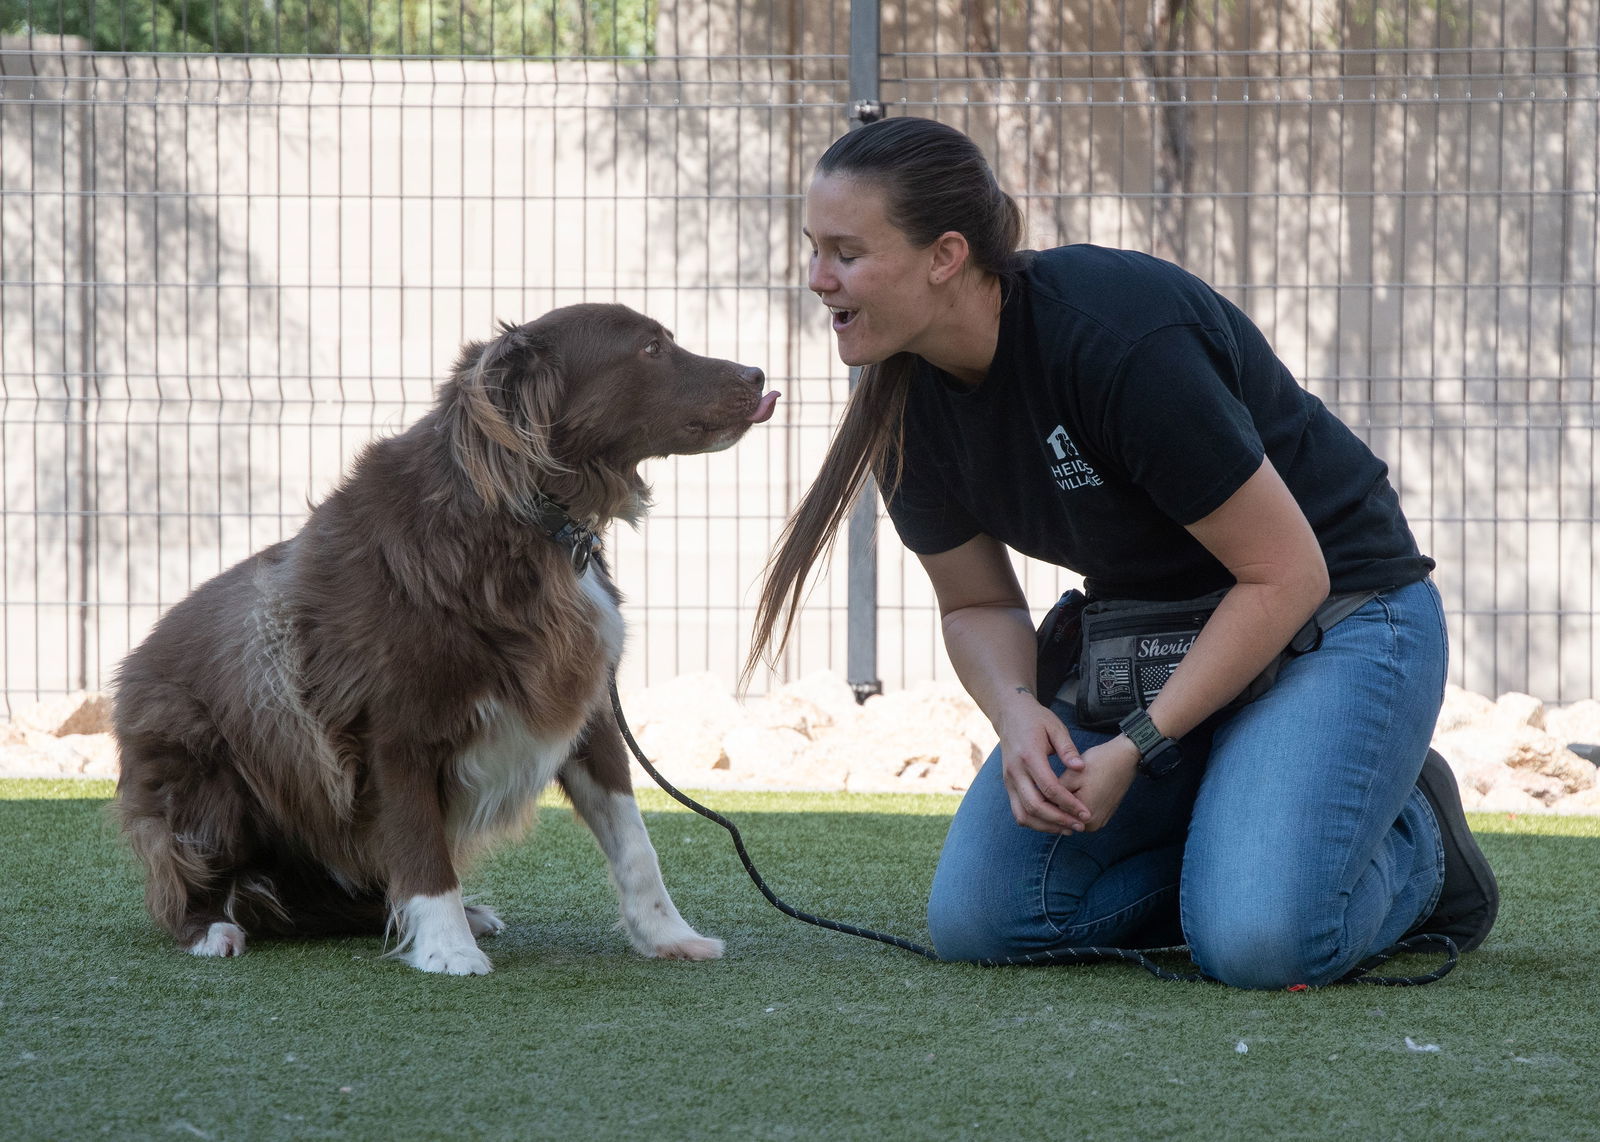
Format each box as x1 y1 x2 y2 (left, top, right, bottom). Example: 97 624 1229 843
720 725 812 776
1491 690 1547 730
1434 685 1496 733
8 691 114 738
5 673 1599 815
1545 699 1600 750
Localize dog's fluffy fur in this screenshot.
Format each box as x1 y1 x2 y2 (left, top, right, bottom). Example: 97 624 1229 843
112 304 773 974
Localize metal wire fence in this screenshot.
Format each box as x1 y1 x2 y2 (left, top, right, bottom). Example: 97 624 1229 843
2 0 1596 714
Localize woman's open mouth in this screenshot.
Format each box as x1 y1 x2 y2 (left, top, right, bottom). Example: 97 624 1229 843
830 307 857 332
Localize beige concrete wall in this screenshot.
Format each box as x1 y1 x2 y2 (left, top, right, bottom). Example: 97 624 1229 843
2 0 1596 708
1 38 845 703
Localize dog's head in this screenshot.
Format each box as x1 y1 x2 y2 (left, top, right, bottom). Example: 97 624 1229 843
445 304 775 522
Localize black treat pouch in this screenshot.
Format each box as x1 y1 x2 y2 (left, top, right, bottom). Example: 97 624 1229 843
1036 587 1378 733
1073 590 1238 731
1034 587 1089 705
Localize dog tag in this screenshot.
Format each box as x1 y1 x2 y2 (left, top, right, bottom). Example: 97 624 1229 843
570 532 600 575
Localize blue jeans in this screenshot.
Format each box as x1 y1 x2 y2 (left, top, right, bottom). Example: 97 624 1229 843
927 578 1450 989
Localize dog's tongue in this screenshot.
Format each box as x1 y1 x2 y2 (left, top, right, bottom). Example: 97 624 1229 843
749 390 781 424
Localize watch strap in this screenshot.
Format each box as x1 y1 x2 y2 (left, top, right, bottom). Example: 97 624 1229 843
1118 707 1181 776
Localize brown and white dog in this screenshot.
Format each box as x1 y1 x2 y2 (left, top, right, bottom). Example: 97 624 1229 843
112 303 777 974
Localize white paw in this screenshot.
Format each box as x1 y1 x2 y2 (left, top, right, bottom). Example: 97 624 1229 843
394 891 493 975
404 941 494 976
649 934 725 961
464 904 506 937
189 922 247 958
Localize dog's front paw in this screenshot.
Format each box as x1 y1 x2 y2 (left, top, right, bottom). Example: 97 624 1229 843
650 934 725 961
464 904 506 937
189 922 247 958
396 892 494 975
405 940 494 976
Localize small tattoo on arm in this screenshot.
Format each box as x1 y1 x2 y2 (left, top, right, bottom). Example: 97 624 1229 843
1015 685 1035 697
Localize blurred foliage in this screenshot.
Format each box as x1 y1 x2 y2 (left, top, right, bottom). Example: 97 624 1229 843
0 0 657 56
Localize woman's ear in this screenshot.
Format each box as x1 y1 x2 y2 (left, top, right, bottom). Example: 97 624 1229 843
928 230 973 284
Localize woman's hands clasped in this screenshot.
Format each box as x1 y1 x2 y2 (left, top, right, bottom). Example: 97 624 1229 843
994 690 1140 835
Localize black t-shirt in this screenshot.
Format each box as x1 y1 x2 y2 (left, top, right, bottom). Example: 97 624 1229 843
886 245 1434 600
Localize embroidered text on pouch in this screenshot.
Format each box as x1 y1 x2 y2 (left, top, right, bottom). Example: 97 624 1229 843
1138 633 1198 658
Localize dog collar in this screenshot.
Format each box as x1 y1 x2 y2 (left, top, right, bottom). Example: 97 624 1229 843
521 495 601 575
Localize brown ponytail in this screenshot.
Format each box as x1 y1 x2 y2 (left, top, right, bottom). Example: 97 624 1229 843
742 117 1023 688
742 354 914 687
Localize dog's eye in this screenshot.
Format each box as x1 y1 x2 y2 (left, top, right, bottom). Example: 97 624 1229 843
644 339 663 358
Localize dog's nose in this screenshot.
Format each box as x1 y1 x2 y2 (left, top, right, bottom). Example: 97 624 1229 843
742 366 765 390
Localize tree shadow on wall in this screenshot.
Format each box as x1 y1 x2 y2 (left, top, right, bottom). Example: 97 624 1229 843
1 42 311 693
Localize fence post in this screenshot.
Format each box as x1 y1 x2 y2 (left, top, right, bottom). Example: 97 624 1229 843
845 0 883 704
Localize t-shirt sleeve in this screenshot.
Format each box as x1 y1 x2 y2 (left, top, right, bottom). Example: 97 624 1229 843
1096 324 1266 525
883 431 983 556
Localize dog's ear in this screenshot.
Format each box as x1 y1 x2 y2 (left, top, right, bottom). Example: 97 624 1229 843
449 320 568 509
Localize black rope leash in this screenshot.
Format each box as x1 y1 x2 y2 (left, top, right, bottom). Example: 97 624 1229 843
610 680 939 961
1337 933 1459 987
610 680 1457 987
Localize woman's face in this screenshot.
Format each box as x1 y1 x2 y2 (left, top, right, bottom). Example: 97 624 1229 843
804 173 939 367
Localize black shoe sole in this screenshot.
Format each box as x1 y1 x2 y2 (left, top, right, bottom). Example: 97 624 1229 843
1412 747 1500 952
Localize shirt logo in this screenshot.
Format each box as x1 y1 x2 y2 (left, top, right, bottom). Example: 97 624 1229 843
1045 425 1103 490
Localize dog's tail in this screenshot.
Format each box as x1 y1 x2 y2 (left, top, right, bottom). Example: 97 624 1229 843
119 798 231 944
120 786 386 942
113 709 271 945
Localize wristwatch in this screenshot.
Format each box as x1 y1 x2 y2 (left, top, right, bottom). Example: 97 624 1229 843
1119 707 1182 778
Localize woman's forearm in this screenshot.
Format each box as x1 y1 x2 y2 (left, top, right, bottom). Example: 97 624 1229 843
1145 578 1326 742
939 603 1044 731
1151 457 1333 743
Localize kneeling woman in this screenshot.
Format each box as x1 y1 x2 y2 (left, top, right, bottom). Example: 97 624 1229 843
747 116 1496 988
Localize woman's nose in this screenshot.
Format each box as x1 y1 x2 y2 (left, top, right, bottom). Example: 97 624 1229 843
808 255 835 296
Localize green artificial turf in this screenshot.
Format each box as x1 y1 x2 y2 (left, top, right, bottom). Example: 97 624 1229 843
2 778 1597 1141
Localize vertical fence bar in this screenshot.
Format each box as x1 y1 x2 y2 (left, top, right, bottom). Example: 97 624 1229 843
845 0 884 704
73 56 95 691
